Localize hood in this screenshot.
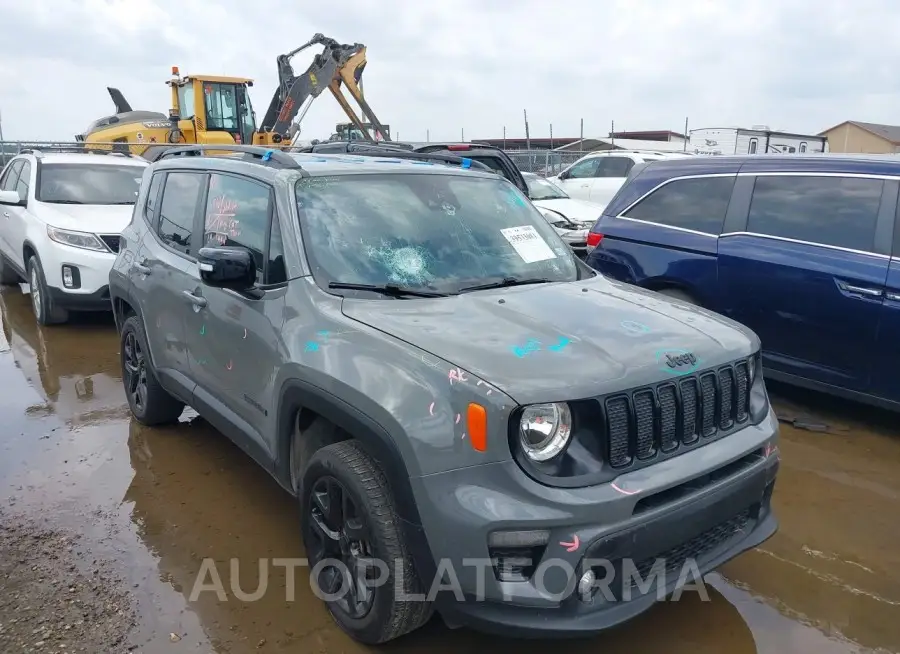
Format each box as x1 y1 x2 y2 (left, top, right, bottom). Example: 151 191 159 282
37 203 135 234
342 277 755 405
533 198 604 227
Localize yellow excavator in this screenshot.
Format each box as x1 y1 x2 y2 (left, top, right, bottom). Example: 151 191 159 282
76 33 391 158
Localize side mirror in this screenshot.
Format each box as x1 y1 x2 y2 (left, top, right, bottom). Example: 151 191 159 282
557 170 569 181
0 190 23 206
197 246 256 291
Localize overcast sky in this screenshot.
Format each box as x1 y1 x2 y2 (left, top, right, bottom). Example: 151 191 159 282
0 0 896 144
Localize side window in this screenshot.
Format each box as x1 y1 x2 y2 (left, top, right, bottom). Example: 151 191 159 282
266 216 287 284
749 139 758 154
624 176 736 234
204 174 271 278
177 85 195 120
0 161 23 192
597 157 634 178
747 175 883 252
158 172 203 255
144 173 163 224
566 158 600 179
15 162 31 202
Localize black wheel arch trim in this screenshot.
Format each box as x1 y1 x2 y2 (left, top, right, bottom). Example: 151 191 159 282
275 377 439 590
275 378 422 525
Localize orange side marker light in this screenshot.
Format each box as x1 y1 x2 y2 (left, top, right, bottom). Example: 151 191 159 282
467 403 487 452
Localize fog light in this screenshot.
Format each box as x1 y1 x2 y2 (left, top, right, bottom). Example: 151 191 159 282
578 569 596 603
62 266 74 288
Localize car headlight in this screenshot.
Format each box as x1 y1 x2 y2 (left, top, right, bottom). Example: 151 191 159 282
47 226 108 252
748 352 769 423
539 208 567 227
519 402 573 461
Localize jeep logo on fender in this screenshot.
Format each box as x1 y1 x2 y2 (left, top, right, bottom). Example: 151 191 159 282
656 349 701 375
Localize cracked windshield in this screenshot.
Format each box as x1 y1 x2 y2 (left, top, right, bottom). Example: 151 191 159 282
295 173 578 292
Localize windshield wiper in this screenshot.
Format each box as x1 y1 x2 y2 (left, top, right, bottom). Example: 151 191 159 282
328 282 448 298
44 200 86 204
458 277 553 293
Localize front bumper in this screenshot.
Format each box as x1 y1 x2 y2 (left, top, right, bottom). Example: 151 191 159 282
47 284 112 311
409 408 779 637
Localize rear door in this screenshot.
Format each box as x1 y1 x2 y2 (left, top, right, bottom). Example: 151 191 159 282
588 155 635 206
871 196 900 403
718 173 894 392
555 157 600 201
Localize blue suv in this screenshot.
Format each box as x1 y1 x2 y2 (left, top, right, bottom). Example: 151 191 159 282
585 154 900 410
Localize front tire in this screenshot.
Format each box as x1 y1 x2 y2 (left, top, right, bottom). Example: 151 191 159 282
27 255 68 325
301 441 432 644
120 314 184 425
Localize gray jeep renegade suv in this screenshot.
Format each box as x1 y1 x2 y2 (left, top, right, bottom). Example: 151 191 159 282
110 144 779 644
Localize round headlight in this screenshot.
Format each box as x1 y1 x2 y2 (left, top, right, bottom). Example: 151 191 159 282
519 402 573 462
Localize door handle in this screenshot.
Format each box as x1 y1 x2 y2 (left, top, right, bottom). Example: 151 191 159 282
182 290 208 308
837 281 882 297
133 261 151 275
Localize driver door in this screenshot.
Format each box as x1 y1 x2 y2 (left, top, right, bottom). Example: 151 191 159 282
555 157 600 201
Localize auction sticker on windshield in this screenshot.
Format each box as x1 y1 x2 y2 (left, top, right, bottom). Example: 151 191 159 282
501 225 556 263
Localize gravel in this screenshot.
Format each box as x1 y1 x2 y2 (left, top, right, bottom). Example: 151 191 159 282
0 510 136 653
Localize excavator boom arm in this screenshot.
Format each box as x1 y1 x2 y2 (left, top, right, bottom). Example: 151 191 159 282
259 35 389 142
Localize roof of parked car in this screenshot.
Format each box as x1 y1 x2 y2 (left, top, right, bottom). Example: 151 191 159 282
643 152 900 172
14 151 148 166
150 150 502 180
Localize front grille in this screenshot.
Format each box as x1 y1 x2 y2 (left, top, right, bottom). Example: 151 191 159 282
99 234 121 253
627 509 751 588
605 359 751 470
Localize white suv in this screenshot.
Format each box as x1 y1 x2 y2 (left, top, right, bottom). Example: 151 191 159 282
0 150 148 324
550 150 692 207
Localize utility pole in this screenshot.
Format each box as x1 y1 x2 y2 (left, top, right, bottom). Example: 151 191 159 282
426 129 430 143
610 120 615 148
524 109 531 150
0 108 5 143
580 118 584 151
683 116 689 151
549 123 553 149
503 126 506 150
461 127 465 142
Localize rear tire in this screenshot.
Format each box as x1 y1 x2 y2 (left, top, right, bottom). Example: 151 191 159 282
657 287 699 306
120 314 184 425
27 256 68 325
301 440 432 644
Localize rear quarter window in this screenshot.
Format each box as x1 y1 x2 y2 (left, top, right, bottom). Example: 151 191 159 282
622 176 736 235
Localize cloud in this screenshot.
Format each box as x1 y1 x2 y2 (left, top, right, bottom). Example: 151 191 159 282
0 0 898 143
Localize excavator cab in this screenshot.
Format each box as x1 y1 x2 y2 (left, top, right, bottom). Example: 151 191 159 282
167 68 261 146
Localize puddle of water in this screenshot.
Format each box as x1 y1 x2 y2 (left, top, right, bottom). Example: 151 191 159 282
2 288 900 653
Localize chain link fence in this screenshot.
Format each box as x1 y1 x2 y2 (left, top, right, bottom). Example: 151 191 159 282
0 140 595 178
501 149 589 176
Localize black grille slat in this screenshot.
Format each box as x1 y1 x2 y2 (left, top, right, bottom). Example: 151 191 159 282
734 362 749 422
680 379 699 445
718 368 735 430
100 234 121 253
658 384 678 452
699 374 717 437
633 391 655 459
606 397 631 468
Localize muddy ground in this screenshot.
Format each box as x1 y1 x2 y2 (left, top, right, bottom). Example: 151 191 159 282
0 287 898 653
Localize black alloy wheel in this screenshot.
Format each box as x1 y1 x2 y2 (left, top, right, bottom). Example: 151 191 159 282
122 329 148 413
307 475 377 620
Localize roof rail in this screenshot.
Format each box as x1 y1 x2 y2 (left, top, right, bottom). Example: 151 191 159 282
17 146 134 159
155 144 306 172
310 145 494 172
